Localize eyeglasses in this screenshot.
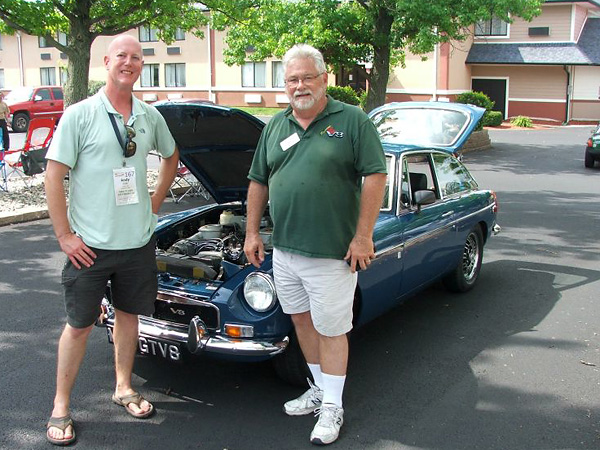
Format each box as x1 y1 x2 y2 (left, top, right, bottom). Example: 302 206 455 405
124 125 136 158
285 72 324 88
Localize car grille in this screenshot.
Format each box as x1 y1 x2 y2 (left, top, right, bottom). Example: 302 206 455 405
152 291 219 330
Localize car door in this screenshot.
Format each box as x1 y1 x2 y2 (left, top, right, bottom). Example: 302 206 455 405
51 87 64 120
398 152 457 295
31 88 56 120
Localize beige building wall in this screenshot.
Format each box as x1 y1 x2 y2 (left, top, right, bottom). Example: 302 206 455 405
446 37 473 91
573 4 589 40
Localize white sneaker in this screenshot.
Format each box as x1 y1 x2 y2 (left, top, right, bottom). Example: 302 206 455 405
283 378 323 416
310 403 344 445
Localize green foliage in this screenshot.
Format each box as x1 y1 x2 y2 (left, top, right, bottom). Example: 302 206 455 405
483 111 504 127
0 1 208 105
208 0 542 111
358 89 367 111
455 91 495 111
87 80 105 97
326 86 360 105
510 115 533 128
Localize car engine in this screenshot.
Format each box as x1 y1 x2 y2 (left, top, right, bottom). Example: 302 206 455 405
156 208 272 281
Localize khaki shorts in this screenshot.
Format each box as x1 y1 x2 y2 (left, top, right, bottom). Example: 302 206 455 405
272 248 357 337
61 237 158 328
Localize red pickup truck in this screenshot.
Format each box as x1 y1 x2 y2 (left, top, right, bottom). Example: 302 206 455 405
5 86 64 132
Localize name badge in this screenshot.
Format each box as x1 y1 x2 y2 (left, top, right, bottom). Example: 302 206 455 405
280 132 300 151
113 167 139 206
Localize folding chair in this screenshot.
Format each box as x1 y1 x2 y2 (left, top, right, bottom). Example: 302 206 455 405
0 117 55 190
169 162 210 203
0 128 7 192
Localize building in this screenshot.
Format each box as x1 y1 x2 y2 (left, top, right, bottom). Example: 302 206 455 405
0 0 598 123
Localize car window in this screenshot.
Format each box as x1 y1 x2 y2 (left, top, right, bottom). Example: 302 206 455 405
36 88 52 100
52 88 63 100
371 107 469 147
401 153 438 206
380 155 394 211
432 153 478 197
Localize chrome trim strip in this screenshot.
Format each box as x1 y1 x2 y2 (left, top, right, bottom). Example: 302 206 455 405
105 316 288 357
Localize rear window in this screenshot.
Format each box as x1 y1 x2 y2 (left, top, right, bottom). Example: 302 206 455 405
52 88 63 100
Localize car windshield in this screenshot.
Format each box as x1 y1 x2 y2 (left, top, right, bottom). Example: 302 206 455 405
5 87 34 103
371 107 469 147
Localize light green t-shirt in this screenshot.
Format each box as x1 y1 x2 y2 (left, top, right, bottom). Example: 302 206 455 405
248 96 387 259
46 89 175 250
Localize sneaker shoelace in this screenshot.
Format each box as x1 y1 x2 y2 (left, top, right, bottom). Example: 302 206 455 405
314 404 341 426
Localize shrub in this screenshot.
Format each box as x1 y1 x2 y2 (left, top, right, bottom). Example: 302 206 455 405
88 80 106 97
455 91 495 111
358 89 368 111
455 91 495 131
326 85 360 106
483 111 503 127
510 115 533 128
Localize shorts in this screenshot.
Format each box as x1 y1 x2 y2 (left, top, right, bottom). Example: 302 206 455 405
272 248 357 337
61 237 158 328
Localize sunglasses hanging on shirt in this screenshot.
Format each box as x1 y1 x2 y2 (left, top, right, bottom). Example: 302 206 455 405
108 112 137 158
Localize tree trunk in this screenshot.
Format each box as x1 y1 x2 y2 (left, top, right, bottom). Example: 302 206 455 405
365 7 393 113
63 5 94 107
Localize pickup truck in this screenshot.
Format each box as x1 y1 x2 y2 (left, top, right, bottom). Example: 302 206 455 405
5 86 63 132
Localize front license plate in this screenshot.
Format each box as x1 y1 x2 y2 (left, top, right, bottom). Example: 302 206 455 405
106 327 182 362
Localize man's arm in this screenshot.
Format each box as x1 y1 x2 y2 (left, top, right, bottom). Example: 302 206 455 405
243 180 269 267
150 146 179 214
45 160 97 269
344 172 387 272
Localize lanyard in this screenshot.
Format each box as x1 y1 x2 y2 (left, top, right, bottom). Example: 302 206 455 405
108 112 126 152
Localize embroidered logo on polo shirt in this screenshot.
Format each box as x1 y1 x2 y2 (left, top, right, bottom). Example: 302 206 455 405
322 125 344 138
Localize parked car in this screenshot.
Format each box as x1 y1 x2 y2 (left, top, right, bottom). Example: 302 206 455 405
585 124 600 168
5 86 63 132
97 101 500 385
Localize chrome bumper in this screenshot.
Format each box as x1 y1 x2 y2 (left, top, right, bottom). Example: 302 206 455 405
102 314 288 358
492 223 501 235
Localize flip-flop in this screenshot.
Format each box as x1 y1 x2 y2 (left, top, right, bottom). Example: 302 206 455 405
111 392 155 419
46 415 76 446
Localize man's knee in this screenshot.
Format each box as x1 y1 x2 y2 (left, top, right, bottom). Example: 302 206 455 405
291 311 313 328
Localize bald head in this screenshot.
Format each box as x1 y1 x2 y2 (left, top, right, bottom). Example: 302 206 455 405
104 34 143 93
107 34 142 57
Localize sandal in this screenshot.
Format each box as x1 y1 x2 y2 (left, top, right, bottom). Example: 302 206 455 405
46 415 76 446
111 392 155 419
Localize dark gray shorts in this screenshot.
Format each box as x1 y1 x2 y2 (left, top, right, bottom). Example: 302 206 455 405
61 236 158 328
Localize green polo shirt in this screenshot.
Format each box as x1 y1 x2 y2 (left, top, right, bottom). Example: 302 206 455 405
248 96 386 259
46 89 175 250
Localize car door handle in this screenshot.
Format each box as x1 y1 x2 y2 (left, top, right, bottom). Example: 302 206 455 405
441 211 454 218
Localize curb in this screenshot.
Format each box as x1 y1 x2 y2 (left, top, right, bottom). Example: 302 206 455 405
0 207 49 226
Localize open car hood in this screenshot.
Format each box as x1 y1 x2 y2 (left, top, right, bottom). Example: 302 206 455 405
368 101 485 154
155 101 265 204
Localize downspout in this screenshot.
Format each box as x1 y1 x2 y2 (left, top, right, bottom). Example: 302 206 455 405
563 65 571 124
432 27 438 101
207 24 214 103
17 31 24 86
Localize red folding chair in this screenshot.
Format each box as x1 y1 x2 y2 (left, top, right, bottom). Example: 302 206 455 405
1 117 55 189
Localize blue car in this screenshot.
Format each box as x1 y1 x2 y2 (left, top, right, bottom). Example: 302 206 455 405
99 100 500 385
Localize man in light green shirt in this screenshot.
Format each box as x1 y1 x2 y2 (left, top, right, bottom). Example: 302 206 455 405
44 34 179 446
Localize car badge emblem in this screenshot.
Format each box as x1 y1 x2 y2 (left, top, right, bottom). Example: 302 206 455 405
322 125 344 138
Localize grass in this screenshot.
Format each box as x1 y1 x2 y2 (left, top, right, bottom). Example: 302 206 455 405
235 106 285 116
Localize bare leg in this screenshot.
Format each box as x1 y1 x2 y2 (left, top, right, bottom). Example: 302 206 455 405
48 324 93 441
319 334 348 376
112 309 151 415
291 311 320 364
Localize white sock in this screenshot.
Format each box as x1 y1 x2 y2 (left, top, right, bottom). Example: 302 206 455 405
321 372 346 408
308 363 323 389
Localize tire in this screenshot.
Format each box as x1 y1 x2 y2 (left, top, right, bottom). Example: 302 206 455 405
12 113 29 133
443 225 484 293
584 148 594 168
272 331 311 387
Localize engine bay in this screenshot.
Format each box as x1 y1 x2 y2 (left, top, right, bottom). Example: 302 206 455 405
155 206 272 282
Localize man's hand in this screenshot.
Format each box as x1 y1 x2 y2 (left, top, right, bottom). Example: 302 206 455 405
244 233 265 268
58 232 97 269
344 235 375 273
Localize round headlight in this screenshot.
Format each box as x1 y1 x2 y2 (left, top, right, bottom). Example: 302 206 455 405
243 272 277 312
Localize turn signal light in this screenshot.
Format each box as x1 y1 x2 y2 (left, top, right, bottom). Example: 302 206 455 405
224 324 254 338
491 190 498 213
587 138 593 147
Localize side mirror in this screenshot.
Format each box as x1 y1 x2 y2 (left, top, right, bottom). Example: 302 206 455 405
414 190 436 212
33 95 43 102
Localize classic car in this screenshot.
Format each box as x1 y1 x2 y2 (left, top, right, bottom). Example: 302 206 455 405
585 123 600 168
98 100 500 386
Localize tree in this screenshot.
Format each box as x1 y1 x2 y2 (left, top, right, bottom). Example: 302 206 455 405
209 0 542 112
0 0 208 105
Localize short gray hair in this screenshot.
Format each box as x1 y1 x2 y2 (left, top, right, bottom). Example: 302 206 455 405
282 44 326 74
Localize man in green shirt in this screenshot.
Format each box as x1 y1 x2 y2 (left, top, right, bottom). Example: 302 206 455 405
244 44 387 445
